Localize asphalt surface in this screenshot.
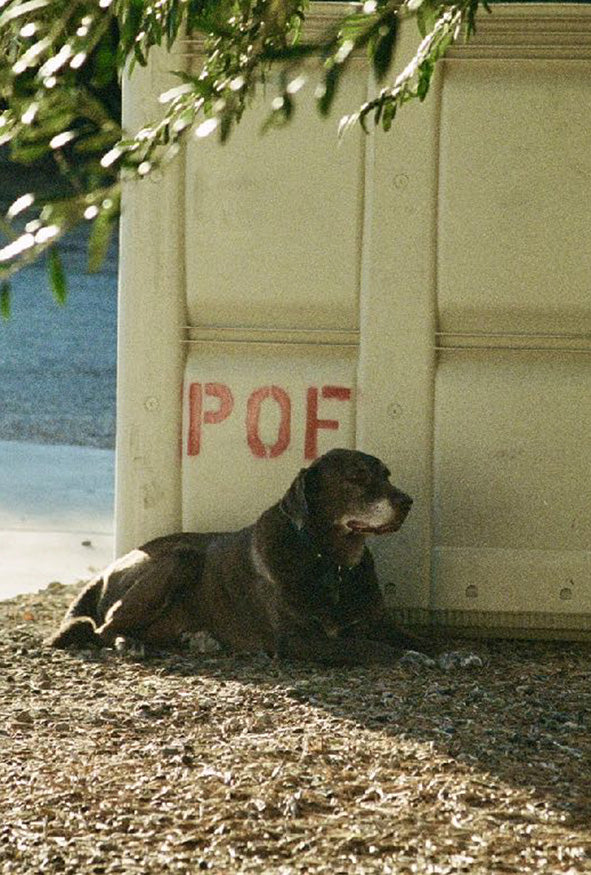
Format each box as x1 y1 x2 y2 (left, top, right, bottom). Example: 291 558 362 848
0 202 118 598
0 228 118 448
0 440 115 598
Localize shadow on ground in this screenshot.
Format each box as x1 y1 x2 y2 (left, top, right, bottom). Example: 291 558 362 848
144 637 591 828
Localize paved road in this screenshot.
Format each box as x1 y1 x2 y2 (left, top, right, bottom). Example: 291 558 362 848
0 227 117 448
0 440 115 598
0 204 118 598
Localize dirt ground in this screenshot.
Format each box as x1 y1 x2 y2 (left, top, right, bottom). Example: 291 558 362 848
1 582 590 875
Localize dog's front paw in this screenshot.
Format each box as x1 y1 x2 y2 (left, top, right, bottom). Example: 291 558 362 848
438 651 483 671
399 650 437 670
182 630 223 655
114 636 146 659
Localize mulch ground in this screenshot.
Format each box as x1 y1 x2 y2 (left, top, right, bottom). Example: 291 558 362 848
1 581 590 874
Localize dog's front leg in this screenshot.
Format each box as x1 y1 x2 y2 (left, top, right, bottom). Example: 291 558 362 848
366 617 439 657
368 618 483 670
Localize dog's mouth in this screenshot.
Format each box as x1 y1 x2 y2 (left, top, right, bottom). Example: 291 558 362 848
345 520 402 535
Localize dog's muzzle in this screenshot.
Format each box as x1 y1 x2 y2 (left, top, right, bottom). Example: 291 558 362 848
346 493 413 535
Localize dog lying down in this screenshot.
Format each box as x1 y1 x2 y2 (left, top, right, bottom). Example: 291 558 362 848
48 448 481 670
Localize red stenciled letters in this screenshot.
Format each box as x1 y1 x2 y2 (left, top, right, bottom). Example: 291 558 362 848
187 382 351 459
246 385 291 458
304 385 352 460
187 382 234 456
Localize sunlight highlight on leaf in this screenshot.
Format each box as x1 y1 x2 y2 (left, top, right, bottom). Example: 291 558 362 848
21 103 38 124
159 83 192 104
0 0 49 25
19 22 37 37
286 75 306 95
70 52 87 69
195 118 219 139
0 233 36 263
40 43 72 77
35 225 60 244
49 130 75 149
101 147 122 168
7 193 34 219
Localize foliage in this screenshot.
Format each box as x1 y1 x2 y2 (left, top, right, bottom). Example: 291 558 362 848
0 0 489 309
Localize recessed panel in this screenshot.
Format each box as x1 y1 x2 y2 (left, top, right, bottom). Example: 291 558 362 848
185 73 367 332
182 343 357 531
433 351 591 617
438 60 591 335
434 352 591 550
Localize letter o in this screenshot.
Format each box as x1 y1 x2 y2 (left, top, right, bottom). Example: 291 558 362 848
246 386 291 458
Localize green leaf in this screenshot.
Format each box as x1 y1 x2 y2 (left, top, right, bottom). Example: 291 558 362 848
382 100 397 132
372 13 398 83
417 60 433 101
166 0 180 49
261 91 295 135
262 42 320 63
433 30 454 62
122 0 145 44
1 282 10 321
317 64 340 117
416 1 440 39
219 113 233 143
10 142 51 163
88 209 114 273
48 246 67 306
73 129 120 155
416 6 427 38
133 42 148 67
340 10 380 49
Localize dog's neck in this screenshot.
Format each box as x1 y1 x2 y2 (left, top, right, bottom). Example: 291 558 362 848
277 501 367 568
297 521 367 569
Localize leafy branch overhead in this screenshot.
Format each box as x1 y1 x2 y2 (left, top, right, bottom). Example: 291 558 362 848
0 0 488 305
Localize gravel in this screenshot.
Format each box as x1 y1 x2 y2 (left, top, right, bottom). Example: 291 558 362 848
1 583 590 874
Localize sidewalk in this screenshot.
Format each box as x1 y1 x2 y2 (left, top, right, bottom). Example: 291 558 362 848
0 440 114 600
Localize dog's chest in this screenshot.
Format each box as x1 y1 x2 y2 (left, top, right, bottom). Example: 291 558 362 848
310 562 372 638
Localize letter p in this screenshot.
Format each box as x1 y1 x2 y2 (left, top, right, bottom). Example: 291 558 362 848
187 382 234 456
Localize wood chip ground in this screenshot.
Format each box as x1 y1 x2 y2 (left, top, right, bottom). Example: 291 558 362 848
1 582 590 874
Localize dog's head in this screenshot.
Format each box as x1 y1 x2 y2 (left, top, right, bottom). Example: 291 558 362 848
280 448 413 536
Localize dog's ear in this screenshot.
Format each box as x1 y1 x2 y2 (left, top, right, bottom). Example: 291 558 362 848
280 468 309 530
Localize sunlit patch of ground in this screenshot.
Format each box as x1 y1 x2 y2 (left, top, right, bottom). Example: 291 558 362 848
1 583 590 874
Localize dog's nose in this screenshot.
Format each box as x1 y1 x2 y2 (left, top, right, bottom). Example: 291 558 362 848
396 494 413 514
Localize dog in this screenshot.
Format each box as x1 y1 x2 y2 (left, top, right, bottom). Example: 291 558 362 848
48 448 470 667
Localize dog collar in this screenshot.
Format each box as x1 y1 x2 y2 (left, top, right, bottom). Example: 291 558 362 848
291 523 355 568
288 522 366 604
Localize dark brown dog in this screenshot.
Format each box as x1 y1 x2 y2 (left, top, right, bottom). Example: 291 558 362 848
48 448 434 665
